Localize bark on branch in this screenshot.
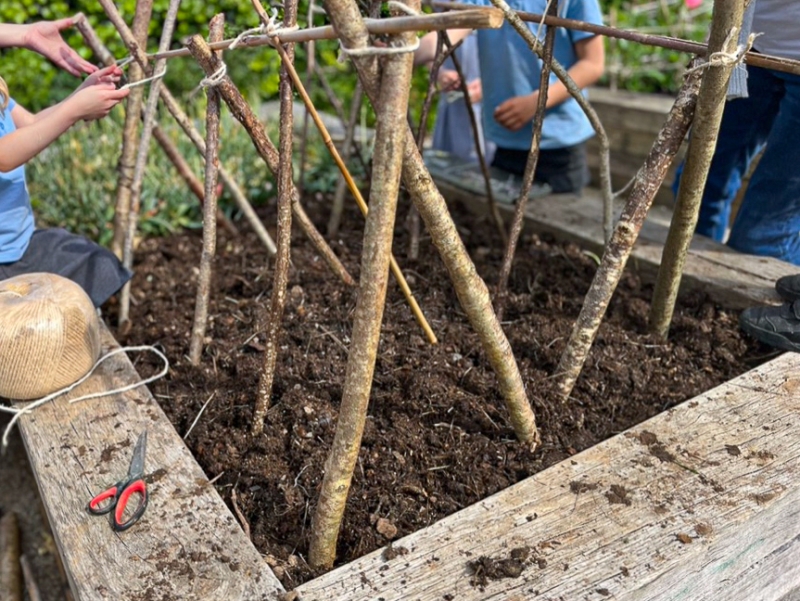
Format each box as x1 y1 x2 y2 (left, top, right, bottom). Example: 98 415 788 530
554 68 703 402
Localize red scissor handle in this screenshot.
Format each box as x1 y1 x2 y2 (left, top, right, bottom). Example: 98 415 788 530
87 485 120 515
113 479 148 531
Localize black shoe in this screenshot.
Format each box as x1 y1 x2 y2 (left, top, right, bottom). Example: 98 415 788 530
740 301 800 352
775 274 800 302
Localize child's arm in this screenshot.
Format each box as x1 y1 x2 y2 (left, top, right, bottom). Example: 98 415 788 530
0 82 128 172
0 18 96 76
414 29 473 67
494 35 605 132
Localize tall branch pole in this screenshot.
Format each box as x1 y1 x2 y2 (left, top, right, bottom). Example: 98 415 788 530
188 15 224 366
252 0 298 436
489 0 614 242
322 0 540 448
496 0 557 320
309 0 417 570
649 1 746 339
554 68 703 402
105 0 152 260
118 0 182 328
184 40 355 288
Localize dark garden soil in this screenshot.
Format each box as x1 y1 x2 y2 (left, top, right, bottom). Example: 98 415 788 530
111 193 773 589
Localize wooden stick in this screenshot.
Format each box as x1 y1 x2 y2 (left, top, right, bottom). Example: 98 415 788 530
309 0 418 570
554 67 703 403
431 0 800 76
99 0 152 261
649 1 747 339
184 36 355 288
252 0 298 436
189 15 224 366
0 513 22 601
19 555 42 601
142 8 504 62
321 0 539 449
117 0 182 328
273 30 438 344
495 0 558 321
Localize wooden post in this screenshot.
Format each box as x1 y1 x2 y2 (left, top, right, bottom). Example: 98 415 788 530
252 0 298 435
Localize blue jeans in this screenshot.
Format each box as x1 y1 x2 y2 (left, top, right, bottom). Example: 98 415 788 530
673 64 800 264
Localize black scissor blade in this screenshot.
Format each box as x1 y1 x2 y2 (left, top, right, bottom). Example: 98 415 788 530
127 430 147 479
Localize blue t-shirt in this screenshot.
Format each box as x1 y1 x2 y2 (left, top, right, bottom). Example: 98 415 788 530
0 98 34 263
471 0 603 150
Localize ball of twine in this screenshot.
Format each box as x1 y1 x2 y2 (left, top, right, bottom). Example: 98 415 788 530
0 273 101 400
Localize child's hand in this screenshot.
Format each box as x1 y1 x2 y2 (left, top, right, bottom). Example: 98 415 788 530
466 79 483 104
76 65 125 93
23 18 97 77
494 93 539 132
437 69 461 92
68 83 130 122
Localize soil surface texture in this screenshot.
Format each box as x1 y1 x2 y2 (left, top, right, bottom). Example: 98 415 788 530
111 194 772 588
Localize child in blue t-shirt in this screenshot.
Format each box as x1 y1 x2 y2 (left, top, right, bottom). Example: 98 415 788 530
0 22 131 307
416 0 605 194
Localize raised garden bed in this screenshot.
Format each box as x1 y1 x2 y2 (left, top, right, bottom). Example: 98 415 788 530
110 191 781 590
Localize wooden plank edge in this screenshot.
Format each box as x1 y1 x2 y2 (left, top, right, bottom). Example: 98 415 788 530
295 352 800 601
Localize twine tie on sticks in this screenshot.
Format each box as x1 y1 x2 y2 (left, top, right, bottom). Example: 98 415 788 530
337 1 422 62
685 28 760 75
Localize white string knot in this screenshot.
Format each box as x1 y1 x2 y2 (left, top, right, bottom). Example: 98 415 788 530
1 346 170 449
686 28 760 75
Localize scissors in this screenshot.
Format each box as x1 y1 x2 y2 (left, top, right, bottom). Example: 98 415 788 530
87 430 149 531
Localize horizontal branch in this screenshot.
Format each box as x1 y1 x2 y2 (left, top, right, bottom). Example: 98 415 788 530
431 0 800 76
145 8 502 61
